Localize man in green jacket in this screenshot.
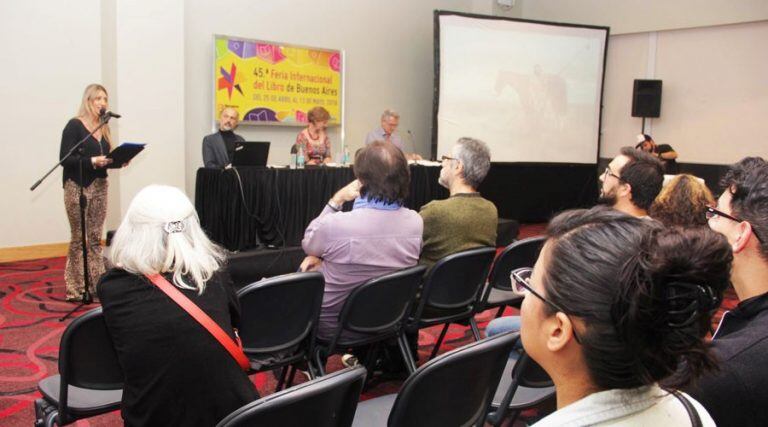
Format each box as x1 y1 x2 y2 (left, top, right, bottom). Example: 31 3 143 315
420 137 498 269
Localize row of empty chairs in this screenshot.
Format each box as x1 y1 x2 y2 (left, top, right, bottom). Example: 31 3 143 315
33 236 549 425
219 331 554 427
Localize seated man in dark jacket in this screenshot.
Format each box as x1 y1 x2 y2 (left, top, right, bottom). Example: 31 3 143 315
684 157 768 427
202 107 244 168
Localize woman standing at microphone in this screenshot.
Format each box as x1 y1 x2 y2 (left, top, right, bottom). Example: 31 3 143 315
59 83 113 301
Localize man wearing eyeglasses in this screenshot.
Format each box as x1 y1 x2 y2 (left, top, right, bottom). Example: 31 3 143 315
418 137 497 269
684 157 768 427
598 147 664 218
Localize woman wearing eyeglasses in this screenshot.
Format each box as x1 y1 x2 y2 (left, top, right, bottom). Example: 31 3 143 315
518 206 732 426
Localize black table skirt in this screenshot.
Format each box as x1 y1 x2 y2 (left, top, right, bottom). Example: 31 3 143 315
195 166 448 251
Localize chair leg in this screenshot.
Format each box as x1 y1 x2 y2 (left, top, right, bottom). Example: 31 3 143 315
314 348 327 376
469 317 481 341
306 358 318 379
397 334 417 373
286 365 297 387
495 306 506 318
429 323 450 360
275 366 289 392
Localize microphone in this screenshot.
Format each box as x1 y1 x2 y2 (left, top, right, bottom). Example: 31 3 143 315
406 129 418 157
99 108 121 122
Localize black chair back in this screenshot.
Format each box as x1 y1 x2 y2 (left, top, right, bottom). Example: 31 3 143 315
387 332 518 427
236 272 324 366
58 308 123 417
216 366 367 427
317 266 427 375
486 236 545 291
338 265 427 336
487 351 555 426
514 352 552 388
414 247 496 319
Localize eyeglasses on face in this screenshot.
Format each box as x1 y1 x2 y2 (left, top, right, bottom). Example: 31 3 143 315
601 167 623 182
705 205 764 243
510 268 582 344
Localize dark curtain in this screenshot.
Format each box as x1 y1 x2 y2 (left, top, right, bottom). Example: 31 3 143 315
195 163 597 251
195 166 448 251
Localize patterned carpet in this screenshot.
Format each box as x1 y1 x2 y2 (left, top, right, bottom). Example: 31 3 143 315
0 222 737 426
0 256 514 426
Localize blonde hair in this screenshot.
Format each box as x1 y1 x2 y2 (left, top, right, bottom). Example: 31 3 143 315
650 174 715 227
77 84 112 146
110 185 225 294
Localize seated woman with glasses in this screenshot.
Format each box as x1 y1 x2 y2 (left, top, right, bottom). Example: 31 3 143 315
515 206 731 426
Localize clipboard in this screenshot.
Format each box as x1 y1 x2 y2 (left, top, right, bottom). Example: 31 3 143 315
107 142 146 168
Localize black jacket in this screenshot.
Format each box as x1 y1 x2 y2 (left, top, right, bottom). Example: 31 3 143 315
686 291 768 427
59 118 110 187
98 269 258 426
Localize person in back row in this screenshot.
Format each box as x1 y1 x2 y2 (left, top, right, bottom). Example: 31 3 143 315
683 157 768 427
202 107 244 169
419 137 497 269
637 133 679 174
599 146 664 218
522 206 731 426
300 141 423 338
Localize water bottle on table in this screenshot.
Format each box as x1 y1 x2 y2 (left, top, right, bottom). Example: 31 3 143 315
297 145 305 169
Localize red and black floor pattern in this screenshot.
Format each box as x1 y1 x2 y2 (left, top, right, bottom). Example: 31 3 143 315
0 257 510 426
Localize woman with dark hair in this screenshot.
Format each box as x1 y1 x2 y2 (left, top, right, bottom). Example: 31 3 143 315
300 141 422 338
651 174 715 227
518 206 731 426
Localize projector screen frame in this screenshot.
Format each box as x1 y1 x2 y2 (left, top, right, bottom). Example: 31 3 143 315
431 10 610 164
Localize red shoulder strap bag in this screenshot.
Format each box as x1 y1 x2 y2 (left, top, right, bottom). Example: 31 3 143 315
145 273 251 372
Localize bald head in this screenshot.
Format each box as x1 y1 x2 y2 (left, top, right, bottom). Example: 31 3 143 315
219 107 239 131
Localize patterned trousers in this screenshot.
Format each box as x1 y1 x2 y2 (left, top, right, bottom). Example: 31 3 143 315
63 178 108 300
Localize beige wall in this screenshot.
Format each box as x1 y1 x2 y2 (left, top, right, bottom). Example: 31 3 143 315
521 0 768 34
600 20 768 163
0 1 102 247
182 0 509 196
2 0 764 248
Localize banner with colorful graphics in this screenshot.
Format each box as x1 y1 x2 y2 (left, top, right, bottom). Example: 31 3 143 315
214 35 342 126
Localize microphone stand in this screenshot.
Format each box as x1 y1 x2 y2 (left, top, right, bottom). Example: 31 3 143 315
30 115 112 321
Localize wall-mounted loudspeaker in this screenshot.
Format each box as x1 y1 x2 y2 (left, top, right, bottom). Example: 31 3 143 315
632 79 662 118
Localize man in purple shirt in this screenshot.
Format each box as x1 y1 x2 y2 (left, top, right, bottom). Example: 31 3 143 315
301 141 423 339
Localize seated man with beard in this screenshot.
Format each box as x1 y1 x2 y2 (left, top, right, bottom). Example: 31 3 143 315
598 146 664 218
486 146 664 345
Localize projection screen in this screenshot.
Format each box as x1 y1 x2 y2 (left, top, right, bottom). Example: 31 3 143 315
434 12 609 164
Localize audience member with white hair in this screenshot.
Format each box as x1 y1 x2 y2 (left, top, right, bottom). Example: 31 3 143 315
98 184 257 426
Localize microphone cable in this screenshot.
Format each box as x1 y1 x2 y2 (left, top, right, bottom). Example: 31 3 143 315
230 166 289 277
